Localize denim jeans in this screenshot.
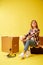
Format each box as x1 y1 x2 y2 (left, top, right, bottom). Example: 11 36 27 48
23 40 36 51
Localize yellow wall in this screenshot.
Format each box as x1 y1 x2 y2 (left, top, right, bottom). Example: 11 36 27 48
0 0 43 36
0 0 43 51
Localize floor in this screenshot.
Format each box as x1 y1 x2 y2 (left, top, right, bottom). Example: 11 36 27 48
0 41 43 65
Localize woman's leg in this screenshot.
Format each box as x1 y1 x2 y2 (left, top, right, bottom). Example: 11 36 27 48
23 42 26 46
19 40 36 58
24 40 36 52
23 40 36 57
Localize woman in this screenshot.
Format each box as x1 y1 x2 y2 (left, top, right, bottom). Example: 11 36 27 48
20 20 40 58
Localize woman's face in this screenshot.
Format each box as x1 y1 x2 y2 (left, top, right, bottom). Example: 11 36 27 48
32 21 37 28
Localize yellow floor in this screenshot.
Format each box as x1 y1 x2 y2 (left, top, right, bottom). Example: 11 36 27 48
0 42 43 65
0 52 43 65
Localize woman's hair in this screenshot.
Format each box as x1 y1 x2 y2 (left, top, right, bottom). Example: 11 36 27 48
31 20 38 29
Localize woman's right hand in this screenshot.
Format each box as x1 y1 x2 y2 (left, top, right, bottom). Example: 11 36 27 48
20 36 25 41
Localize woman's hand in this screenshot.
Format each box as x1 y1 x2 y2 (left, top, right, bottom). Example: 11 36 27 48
20 35 32 42
20 36 25 41
23 35 32 42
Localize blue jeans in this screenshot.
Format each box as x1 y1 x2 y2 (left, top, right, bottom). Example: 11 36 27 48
23 40 36 51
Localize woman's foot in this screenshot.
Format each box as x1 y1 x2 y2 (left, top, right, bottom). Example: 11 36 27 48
19 52 25 58
19 51 31 58
26 50 31 57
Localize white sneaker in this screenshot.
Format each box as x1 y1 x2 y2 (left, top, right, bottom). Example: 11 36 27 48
19 52 24 58
26 50 31 57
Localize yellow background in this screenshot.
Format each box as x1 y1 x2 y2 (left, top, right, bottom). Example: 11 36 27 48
0 0 43 36
0 0 43 65
0 0 43 51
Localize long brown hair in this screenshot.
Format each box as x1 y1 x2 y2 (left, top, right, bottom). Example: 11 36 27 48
31 20 38 29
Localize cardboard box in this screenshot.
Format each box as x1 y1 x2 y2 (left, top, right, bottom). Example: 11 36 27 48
2 36 19 53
